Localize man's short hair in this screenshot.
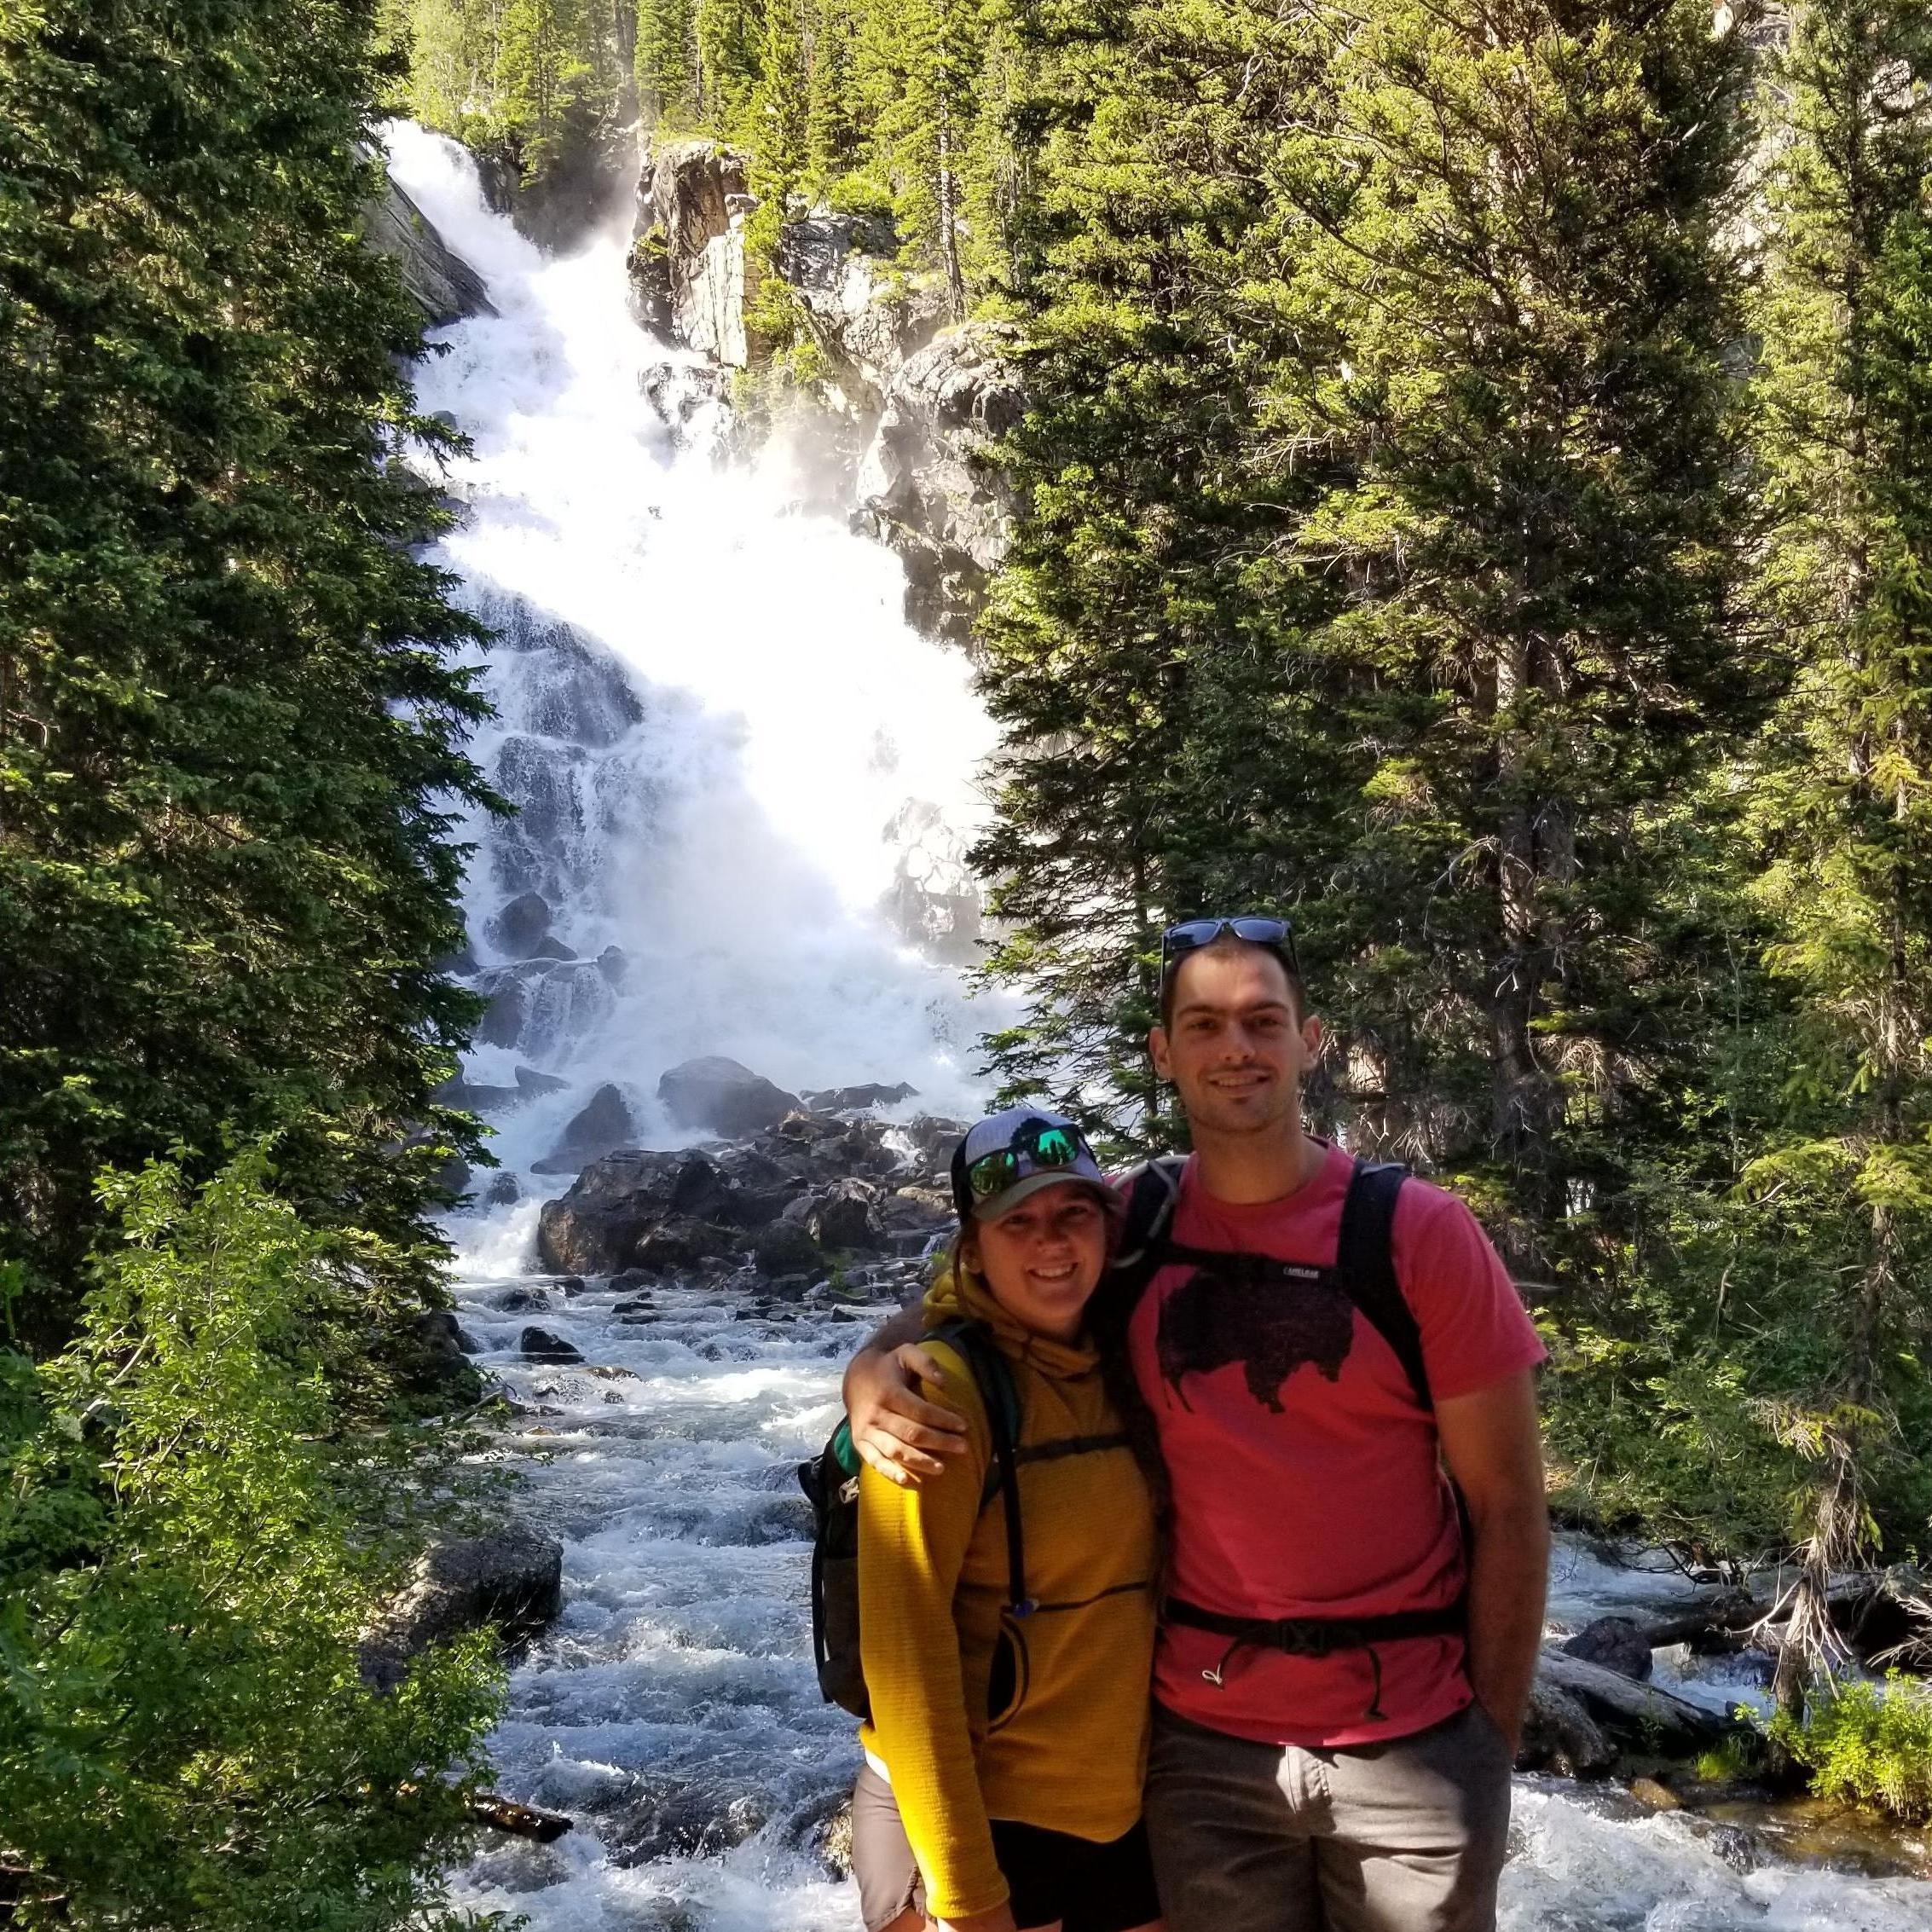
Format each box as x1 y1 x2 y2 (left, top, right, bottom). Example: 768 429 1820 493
1157 934 1304 1031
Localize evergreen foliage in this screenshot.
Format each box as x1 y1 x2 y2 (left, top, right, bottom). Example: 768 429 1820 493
0 1151 505 1930
1743 0 1932 1715
0 0 495 1348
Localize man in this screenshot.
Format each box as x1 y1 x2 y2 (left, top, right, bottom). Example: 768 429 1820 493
845 917 1549 1932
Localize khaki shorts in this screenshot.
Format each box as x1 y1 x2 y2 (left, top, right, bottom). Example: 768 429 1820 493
850 1762 1161 1932
1143 1699 1513 1932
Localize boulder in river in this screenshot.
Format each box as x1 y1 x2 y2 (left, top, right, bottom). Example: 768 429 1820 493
1518 1677 1617 1779
657 1056 801 1138
520 1325 583 1364
755 1219 822 1277
538 1148 720 1273
791 1177 887 1252
490 889 555 958
531 1082 638 1174
801 1081 919 1112
358 1520 563 1692
1562 1614 1654 1682
633 1215 741 1275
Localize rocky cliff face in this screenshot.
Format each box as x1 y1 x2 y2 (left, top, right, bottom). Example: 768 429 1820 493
628 142 763 368
628 148 1021 639
855 325 1024 643
364 172 495 327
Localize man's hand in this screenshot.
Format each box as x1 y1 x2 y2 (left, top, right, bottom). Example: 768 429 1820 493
842 1317 969 1486
1437 1368 1549 1758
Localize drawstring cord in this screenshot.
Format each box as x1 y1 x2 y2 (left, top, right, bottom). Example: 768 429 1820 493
1202 1635 1247 1688
1200 1634 1388 1723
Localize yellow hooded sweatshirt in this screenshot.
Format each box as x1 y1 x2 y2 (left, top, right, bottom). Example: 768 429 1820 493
856 1264 1159 1923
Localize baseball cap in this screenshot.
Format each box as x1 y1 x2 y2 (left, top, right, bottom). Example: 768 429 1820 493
949 1107 1110 1223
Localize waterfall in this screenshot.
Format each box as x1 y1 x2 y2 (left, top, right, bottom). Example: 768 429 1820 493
383 122 999 1201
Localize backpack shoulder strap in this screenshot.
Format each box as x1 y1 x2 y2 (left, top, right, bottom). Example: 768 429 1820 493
921 1317 1033 1615
1114 1154 1188 1270
1334 1158 1430 1412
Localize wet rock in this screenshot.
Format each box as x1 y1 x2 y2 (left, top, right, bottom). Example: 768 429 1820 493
515 1065 570 1099
558 1275 587 1296
484 1170 523 1207
755 1221 822 1277
432 1074 521 1114
363 170 495 327
436 941 479 977
532 936 577 961
432 1154 472 1199
597 945 630 988
538 1148 714 1273
412 1309 474 1381
882 797 983 965
490 890 555 957
667 1152 736 1223
496 1287 551 1313
1563 1615 1654 1682
855 322 1025 641
1628 1775 1683 1811
611 1297 656 1316
633 1216 740 1275
358 1520 562 1691
657 1056 801 1138
519 629 645 748
1535 1647 1733 1751
801 1081 919 1112
609 1268 651 1292
1518 1677 1616 1779
519 1326 583 1364
531 1082 637 1175
794 1177 888 1252
477 974 529 1049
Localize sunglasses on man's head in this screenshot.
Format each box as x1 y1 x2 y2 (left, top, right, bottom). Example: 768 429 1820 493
1160 915 1300 976
964 1119 1093 1202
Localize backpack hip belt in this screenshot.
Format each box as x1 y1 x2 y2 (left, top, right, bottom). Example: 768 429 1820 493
1163 1592 1466 1711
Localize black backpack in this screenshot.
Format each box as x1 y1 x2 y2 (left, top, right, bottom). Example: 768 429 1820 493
797 1317 1029 1721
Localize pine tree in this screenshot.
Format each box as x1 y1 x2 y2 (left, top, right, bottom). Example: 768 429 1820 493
973 0 1338 1145
750 0 809 191
696 0 764 135
0 0 495 1344
1257 0 1753 1270
806 0 862 183
853 0 990 312
638 0 700 128
1745 0 1932 1717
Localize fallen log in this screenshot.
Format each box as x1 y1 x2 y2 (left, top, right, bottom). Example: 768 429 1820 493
1535 1647 1740 1752
466 1792 572 1842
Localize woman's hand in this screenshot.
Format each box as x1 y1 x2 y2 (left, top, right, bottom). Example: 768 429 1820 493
844 1341 969 1485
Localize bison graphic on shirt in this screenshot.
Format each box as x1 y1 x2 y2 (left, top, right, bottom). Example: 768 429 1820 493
1155 1263 1356 1412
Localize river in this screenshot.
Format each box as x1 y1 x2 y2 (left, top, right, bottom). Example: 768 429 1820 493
381 124 1932 1932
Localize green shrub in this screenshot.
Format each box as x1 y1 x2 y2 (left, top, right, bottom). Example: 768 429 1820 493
1770 1674 1932 1821
0 1149 510 1930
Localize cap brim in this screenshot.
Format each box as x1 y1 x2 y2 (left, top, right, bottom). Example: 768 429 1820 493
972 1171 1116 1223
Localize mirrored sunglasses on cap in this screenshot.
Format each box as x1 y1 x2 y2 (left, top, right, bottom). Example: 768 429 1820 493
950 1112 1104 1222
1160 914 1300 975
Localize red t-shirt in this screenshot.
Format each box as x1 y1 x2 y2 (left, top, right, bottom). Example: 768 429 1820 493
1125 1141 1545 1748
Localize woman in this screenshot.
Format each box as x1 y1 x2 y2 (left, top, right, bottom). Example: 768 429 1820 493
850 1106 1164 1932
